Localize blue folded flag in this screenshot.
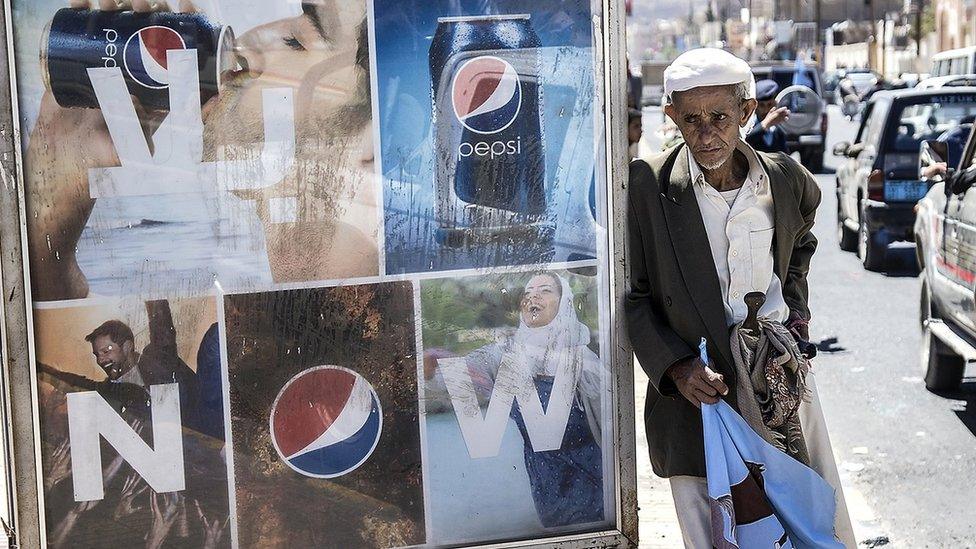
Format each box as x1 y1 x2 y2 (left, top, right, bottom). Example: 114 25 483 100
696 338 841 548
703 401 843 548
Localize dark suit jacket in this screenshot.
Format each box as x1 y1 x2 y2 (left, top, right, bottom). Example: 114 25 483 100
625 143 820 478
745 123 788 154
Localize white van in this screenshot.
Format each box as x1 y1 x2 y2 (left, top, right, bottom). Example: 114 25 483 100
931 47 976 77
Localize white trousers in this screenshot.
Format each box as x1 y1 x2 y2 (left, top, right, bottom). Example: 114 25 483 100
669 372 857 548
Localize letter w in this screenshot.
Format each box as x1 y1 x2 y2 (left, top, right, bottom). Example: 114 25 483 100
67 384 184 502
439 352 577 459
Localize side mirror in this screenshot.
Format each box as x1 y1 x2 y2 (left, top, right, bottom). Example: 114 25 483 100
832 141 850 157
919 140 949 183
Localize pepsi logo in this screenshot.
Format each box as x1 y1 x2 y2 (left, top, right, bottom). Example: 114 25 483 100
452 56 522 135
270 366 382 479
123 26 186 89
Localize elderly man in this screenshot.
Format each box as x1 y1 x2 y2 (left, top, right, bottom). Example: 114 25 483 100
625 48 857 547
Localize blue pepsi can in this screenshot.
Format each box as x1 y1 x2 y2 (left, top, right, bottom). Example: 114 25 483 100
430 14 547 247
41 8 236 110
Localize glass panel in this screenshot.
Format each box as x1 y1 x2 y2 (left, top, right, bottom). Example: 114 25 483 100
10 0 616 547
885 96 976 164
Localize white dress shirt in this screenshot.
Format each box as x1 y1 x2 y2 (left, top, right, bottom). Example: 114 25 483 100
688 141 789 327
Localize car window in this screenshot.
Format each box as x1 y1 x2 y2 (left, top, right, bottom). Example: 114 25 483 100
757 69 820 93
885 95 976 154
951 57 967 75
855 103 875 143
860 102 888 147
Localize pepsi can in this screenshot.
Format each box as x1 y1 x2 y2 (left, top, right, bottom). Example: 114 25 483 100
41 8 236 110
430 15 547 248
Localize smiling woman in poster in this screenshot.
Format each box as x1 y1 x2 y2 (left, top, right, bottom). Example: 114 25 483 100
425 272 605 528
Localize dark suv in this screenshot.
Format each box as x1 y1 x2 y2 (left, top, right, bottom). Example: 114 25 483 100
751 63 827 172
834 88 976 271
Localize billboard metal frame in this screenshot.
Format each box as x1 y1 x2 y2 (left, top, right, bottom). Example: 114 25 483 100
0 0 638 546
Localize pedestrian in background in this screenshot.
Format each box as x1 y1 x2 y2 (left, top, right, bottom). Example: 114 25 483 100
745 79 789 154
624 47 857 547
628 108 643 158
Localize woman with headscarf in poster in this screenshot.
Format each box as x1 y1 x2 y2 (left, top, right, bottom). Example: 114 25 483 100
426 272 606 528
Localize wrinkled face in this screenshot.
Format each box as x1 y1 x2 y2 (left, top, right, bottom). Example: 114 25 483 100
203 1 372 225
91 335 131 381
665 85 756 170
520 275 562 328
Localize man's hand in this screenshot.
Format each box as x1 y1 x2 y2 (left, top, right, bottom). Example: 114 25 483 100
761 106 790 131
921 161 948 180
666 356 729 408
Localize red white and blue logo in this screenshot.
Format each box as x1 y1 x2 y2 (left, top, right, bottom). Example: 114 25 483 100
269 366 382 479
123 26 186 89
451 55 522 135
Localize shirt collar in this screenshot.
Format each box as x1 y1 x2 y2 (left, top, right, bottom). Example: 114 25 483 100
686 140 769 193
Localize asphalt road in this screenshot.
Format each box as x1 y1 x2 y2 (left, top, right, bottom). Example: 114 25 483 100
636 104 976 547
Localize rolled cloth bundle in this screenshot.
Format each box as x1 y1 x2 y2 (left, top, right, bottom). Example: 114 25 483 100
729 318 812 465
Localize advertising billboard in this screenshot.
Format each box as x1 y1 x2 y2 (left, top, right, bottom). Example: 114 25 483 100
3 0 626 547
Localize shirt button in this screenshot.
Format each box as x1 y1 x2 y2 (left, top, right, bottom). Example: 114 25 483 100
732 292 740 299
731 250 738 257
666 296 673 307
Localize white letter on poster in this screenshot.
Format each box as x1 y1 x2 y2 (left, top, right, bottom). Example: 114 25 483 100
66 384 185 502
439 351 578 459
85 49 296 198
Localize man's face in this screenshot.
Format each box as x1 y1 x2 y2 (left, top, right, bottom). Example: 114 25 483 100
202 2 374 250
520 275 562 328
756 98 776 119
91 335 131 381
664 85 757 170
628 117 643 145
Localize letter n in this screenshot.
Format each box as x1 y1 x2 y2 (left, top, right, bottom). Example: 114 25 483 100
66 384 185 502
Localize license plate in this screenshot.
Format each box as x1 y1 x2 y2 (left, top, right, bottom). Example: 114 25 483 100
884 180 928 202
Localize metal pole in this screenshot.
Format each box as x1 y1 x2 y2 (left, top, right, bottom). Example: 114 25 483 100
748 0 754 61
0 0 42 546
916 0 924 73
815 0 822 65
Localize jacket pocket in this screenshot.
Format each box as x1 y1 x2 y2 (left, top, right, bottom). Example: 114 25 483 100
749 227 775 291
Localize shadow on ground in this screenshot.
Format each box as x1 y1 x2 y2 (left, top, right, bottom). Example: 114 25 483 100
931 378 976 437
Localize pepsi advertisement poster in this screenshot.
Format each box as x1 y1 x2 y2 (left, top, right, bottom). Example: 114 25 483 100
13 0 379 301
372 0 602 274
6 0 621 546
223 282 425 548
420 268 614 545
32 297 230 548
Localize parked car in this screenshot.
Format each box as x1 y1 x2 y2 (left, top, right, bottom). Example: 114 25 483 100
751 62 827 172
914 73 976 90
838 70 880 102
914 124 976 390
834 87 976 271
931 46 976 77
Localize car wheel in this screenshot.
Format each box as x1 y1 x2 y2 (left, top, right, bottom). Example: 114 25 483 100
837 202 858 252
920 277 966 391
858 208 886 271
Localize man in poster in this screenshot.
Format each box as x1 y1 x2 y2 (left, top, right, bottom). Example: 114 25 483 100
624 48 856 546
84 301 198 418
36 298 229 548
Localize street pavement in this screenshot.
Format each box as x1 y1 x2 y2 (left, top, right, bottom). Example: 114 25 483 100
634 104 976 548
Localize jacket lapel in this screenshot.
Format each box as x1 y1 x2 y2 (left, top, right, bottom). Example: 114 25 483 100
758 153 803 281
659 147 736 371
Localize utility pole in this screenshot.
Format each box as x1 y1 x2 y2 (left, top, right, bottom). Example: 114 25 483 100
748 0 754 60
815 0 822 66
915 0 923 73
